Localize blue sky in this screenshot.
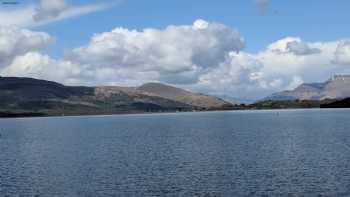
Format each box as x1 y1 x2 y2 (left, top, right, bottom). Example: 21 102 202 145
31 0 350 57
1 0 350 99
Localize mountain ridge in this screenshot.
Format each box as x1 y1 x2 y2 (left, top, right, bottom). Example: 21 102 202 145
0 76 233 117
265 75 350 101
137 82 230 108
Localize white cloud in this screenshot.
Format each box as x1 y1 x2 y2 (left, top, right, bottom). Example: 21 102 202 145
0 19 246 87
0 6 35 27
194 52 265 98
66 19 245 85
1 20 350 100
258 37 339 78
333 41 350 65
1 51 162 86
266 37 321 55
33 2 114 27
4 51 112 87
1 52 81 84
193 19 209 30
0 26 53 67
190 37 350 99
0 0 115 27
286 41 321 55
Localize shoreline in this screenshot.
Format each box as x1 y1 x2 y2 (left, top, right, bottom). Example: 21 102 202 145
1 107 349 119
0 109 231 119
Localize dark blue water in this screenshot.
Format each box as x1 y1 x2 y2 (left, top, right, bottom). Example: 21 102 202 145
1 109 350 197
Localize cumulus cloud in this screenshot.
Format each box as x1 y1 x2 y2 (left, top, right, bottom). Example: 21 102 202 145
286 41 321 55
266 37 320 55
1 20 350 100
1 52 82 84
193 37 350 98
333 41 350 65
255 38 344 91
66 19 245 85
195 52 265 98
0 26 53 67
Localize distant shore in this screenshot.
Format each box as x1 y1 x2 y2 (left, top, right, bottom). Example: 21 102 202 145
2 106 348 119
1 98 349 119
0 108 232 119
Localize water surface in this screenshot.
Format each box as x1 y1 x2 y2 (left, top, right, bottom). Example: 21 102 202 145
1 109 350 196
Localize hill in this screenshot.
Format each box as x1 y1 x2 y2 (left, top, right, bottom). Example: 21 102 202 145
0 77 233 117
137 83 232 109
265 75 350 101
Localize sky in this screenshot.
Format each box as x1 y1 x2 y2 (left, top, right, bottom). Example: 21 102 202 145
0 0 350 100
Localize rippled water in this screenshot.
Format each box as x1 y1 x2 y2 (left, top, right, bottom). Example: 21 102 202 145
1 109 350 196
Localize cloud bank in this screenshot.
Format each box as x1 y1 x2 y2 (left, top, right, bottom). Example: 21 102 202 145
1 19 350 100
